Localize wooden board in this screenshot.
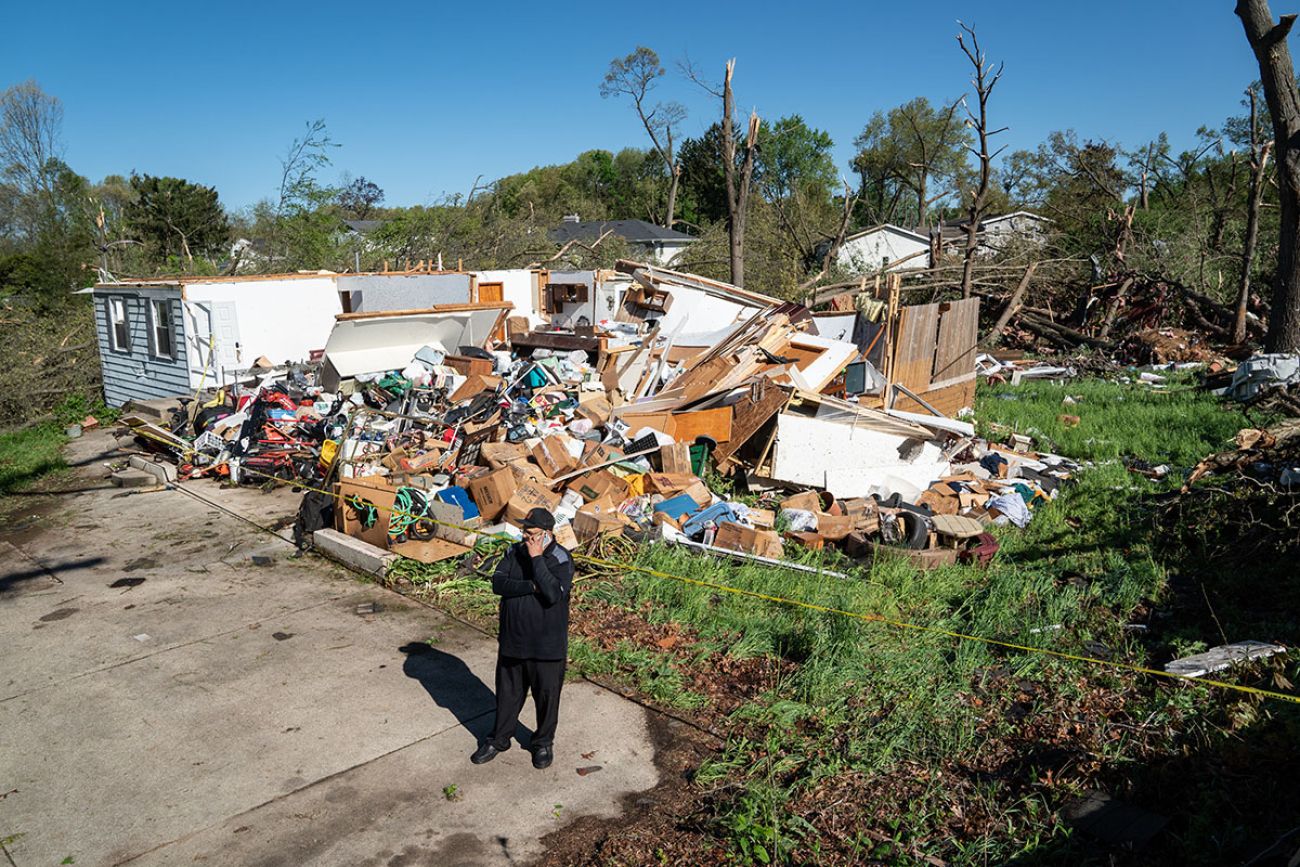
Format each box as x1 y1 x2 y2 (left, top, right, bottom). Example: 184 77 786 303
712 379 791 463
892 302 940 394
931 298 980 389
890 379 975 418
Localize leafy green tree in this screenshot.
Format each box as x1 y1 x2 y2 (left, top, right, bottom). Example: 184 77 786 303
600 46 683 228
851 97 972 227
126 174 230 268
755 115 839 263
678 123 730 225
337 175 384 219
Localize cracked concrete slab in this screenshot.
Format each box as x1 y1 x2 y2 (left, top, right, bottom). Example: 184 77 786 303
0 431 658 866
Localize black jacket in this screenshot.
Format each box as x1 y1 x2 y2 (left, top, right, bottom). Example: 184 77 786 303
492 540 573 660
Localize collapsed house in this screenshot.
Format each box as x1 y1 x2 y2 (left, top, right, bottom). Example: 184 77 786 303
116 259 1072 572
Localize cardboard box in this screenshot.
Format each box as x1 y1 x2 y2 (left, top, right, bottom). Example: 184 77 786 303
482 441 529 470
553 522 579 550
575 395 612 427
815 513 855 542
681 479 712 507
746 507 775 529
784 531 825 551
713 521 784 559
582 442 625 468
572 498 629 542
567 468 625 503
506 480 562 524
531 436 579 479
642 472 693 495
336 476 398 549
467 466 516 521
450 373 502 402
658 441 691 474
780 491 827 513
399 445 448 474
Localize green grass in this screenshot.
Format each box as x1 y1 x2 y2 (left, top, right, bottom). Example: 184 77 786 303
975 376 1248 466
0 422 69 500
392 378 1290 864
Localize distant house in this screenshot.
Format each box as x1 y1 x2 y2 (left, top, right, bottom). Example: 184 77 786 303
831 211 1051 275
549 216 696 265
341 219 387 237
975 211 1052 252
833 224 933 273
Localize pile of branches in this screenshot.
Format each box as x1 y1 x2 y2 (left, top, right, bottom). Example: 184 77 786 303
0 299 102 428
982 268 1266 360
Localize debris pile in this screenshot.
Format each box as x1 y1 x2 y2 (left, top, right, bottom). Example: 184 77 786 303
117 261 1073 572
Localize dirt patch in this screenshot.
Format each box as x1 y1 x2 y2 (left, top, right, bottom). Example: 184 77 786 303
535 706 719 867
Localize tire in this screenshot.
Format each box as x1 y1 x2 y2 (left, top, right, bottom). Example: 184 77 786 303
896 510 930 550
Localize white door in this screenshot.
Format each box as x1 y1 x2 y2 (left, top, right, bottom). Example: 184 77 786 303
188 301 242 386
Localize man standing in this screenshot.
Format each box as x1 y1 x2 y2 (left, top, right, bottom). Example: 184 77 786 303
471 508 573 770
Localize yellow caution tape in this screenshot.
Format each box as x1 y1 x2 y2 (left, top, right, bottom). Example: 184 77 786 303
124 422 1300 706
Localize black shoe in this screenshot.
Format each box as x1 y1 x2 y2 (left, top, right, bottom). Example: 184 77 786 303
471 742 508 764
531 744 553 769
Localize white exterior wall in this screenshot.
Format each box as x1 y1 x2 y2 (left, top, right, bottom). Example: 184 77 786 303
836 229 930 273
183 277 342 386
980 214 1049 253
475 269 539 325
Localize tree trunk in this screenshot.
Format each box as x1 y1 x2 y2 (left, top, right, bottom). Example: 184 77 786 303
956 26 1004 300
983 262 1037 347
665 163 680 230
721 60 758 287
1235 90 1272 344
1238 0 1300 352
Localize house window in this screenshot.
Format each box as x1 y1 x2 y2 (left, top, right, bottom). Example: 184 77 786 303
150 299 174 359
108 297 130 352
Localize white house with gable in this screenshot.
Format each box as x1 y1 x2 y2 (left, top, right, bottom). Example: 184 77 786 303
834 224 932 274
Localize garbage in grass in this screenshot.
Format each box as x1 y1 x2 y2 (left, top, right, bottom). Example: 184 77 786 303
116 260 1075 571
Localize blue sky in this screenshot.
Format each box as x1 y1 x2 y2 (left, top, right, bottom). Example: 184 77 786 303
0 0 1269 210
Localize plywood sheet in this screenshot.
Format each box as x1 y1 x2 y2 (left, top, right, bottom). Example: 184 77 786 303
890 379 975 417
931 298 979 389
712 379 791 463
892 303 939 394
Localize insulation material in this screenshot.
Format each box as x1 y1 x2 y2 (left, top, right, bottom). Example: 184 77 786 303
769 412 949 499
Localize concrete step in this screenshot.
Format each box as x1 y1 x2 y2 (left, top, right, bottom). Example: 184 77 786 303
111 469 156 488
129 454 178 484
312 529 396 576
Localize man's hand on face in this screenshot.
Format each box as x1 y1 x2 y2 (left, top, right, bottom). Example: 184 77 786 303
525 530 548 558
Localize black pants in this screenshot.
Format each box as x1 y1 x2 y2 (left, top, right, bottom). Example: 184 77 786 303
491 654 565 749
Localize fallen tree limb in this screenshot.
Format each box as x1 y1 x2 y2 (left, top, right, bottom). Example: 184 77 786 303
982 262 1038 347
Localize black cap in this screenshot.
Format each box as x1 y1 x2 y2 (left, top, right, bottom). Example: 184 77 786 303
521 508 555 531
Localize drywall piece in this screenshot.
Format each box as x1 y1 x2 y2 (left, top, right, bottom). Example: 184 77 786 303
320 306 509 390
1165 640 1285 678
884 409 975 437
313 528 397 576
785 333 861 393
769 412 949 499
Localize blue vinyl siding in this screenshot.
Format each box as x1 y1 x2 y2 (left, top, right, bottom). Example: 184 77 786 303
93 291 191 406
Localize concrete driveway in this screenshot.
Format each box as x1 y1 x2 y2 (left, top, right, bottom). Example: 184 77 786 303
0 431 658 866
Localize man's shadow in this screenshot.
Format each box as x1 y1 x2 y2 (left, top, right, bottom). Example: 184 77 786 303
398 643 531 747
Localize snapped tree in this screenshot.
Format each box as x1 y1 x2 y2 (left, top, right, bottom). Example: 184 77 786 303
1237 0 1300 352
